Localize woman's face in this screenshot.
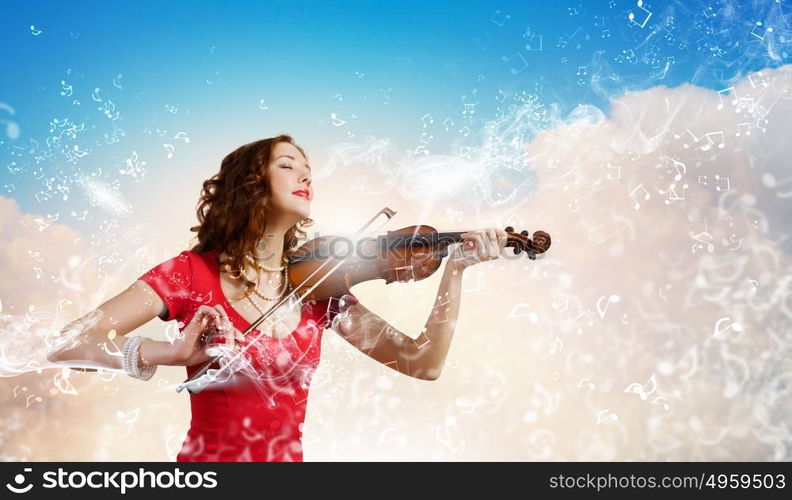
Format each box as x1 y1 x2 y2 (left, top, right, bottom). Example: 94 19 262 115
265 142 313 223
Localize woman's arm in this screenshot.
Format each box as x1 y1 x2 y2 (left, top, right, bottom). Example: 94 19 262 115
46 280 239 373
332 228 507 381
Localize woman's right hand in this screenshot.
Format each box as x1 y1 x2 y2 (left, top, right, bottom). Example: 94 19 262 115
171 304 245 366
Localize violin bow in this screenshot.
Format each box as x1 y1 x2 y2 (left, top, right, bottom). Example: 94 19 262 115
175 207 397 394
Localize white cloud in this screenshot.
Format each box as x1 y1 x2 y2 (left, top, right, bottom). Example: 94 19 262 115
308 66 792 460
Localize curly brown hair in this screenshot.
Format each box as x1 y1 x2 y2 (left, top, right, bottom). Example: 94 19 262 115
189 134 314 300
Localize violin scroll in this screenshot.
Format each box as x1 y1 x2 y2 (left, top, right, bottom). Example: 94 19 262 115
504 226 551 260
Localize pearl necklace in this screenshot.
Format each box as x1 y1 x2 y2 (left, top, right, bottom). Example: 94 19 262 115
246 253 286 272
224 253 289 300
251 276 289 301
249 258 289 301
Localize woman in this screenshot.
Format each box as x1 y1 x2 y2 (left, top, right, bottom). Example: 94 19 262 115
46 134 508 461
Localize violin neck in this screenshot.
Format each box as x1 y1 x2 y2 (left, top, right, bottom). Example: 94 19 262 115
379 231 466 249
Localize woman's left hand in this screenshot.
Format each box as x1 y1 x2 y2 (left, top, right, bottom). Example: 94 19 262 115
449 227 508 272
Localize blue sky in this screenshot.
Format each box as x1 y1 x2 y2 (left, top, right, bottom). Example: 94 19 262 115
3 0 792 463
1 0 789 235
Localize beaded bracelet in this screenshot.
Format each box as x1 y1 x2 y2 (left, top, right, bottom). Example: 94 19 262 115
121 336 157 381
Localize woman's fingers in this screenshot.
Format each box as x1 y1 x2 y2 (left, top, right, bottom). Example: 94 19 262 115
496 228 508 252
213 304 231 330
212 304 235 347
471 229 492 261
457 228 506 267
191 306 220 337
468 230 485 259
485 228 499 259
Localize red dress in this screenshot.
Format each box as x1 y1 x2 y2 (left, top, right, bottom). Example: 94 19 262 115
137 249 353 462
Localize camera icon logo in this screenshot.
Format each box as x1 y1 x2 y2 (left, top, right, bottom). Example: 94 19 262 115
5 468 33 494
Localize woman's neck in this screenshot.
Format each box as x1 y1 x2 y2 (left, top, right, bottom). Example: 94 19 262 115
250 226 287 268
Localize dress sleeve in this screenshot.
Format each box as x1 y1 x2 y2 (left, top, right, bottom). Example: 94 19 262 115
309 292 359 329
137 250 193 323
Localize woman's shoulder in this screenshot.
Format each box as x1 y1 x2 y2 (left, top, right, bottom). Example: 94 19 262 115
182 248 220 276
139 248 216 279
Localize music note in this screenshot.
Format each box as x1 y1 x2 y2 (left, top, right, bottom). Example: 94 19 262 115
549 336 563 354
30 25 43 36
596 294 620 319
628 0 652 28
762 173 792 198
551 298 569 312
577 378 596 390
420 113 434 128
524 31 543 51
490 9 511 26
507 303 539 324
700 131 725 151
606 162 621 180
735 122 752 136
596 409 619 424
628 184 651 209
53 369 79 395
737 97 756 113
659 182 688 205
116 408 141 424
501 51 529 75
59 80 73 97
651 396 670 411
435 420 466 454
713 317 743 338
624 373 656 400
750 21 773 40
689 220 715 254
330 112 346 126
663 156 687 181
442 118 454 131
26 394 43 407
163 143 175 159
173 131 190 143
714 174 730 192
716 87 738 110
674 128 701 149
0 102 21 140
573 311 594 334
658 283 671 302
378 427 407 446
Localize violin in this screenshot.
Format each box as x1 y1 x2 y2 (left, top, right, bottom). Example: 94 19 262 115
287 224 551 302
177 207 551 393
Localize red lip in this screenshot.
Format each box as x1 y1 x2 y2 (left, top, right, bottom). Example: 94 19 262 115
292 190 310 200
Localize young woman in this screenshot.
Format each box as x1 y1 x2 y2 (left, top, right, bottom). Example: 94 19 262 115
46 134 508 461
